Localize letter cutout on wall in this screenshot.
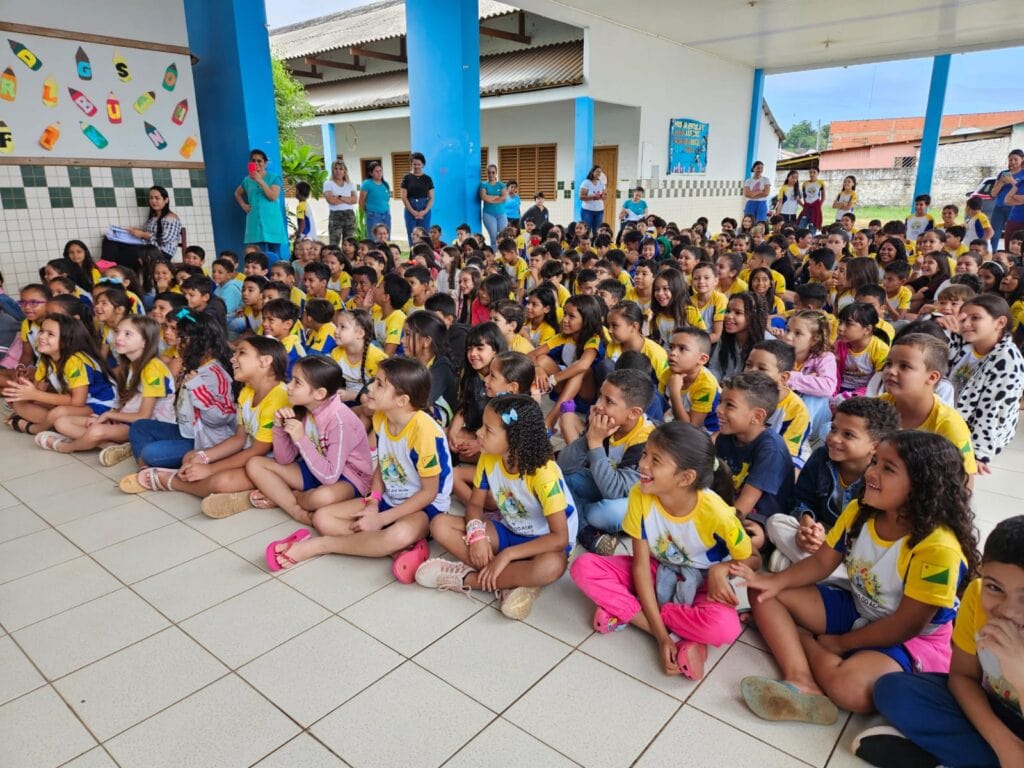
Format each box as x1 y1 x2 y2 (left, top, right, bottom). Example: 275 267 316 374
113 51 131 83
75 47 92 80
106 92 122 124
9 39 42 71
163 62 177 92
42 75 58 107
68 87 98 116
39 121 60 150
80 121 108 149
0 67 15 101
0 121 13 153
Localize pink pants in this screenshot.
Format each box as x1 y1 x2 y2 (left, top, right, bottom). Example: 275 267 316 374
570 554 742 646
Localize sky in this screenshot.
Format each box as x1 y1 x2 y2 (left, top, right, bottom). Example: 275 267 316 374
264 0 1024 131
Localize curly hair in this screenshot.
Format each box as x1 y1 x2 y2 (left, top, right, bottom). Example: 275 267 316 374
487 394 552 475
852 430 980 580
176 311 233 382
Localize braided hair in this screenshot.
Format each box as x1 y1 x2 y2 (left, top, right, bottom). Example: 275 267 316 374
487 394 552 475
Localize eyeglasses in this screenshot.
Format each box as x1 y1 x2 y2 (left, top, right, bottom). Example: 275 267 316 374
18 299 47 307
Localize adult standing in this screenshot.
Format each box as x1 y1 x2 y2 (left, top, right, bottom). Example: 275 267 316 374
359 161 392 238
1003 170 1024 245
323 160 357 246
989 149 1024 251
579 165 606 234
234 149 286 261
520 191 550 230
742 160 771 224
101 185 181 272
504 180 521 228
479 164 507 246
400 152 435 246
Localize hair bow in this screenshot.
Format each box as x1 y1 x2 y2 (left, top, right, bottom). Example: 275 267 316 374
174 307 198 324
500 408 518 425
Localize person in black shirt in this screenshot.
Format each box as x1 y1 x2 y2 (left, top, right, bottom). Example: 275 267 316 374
401 152 435 246
520 191 550 230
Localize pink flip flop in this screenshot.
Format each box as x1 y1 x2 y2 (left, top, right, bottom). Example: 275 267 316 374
392 538 430 584
265 529 312 572
249 490 277 509
676 639 709 680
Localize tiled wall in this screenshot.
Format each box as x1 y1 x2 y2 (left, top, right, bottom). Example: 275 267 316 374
0 164 213 292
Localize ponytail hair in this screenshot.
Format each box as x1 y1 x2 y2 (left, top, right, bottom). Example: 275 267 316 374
487 395 552 475
646 421 734 503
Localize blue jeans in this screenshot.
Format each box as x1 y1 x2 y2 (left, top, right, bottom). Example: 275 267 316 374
404 197 430 245
364 210 391 238
129 419 194 469
873 672 1020 767
481 212 508 247
991 205 1009 251
800 393 832 446
251 242 281 264
580 208 603 234
564 469 628 533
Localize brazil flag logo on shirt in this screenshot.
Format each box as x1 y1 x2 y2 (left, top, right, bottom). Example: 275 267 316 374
920 562 950 585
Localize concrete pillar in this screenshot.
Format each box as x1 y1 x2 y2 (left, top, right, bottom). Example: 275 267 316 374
406 0 481 241
574 96 595 222
745 68 765 174
321 123 337 165
913 54 951 206
183 0 289 259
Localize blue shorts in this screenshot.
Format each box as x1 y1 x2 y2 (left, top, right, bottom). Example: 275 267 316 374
493 519 574 555
297 460 360 496
379 498 444 520
744 200 768 222
816 585 914 672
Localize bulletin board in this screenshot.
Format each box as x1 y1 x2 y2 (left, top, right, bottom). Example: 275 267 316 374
0 28 204 165
668 118 708 174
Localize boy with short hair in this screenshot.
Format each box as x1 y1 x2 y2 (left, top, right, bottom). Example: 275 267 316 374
941 203 959 230
767 396 900 573
905 194 935 242
664 327 720 433
293 181 316 245
558 368 656 555
880 333 978 475
210 257 242 316
270 261 307 311
242 251 270 277
745 339 812 469
300 262 342 312
301 298 337 356
183 245 207 274
606 250 634 292
540 260 570 308
596 278 626 310
964 197 994 244
945 225 968 259
806 247 836 287
576 268 599 297
859 514 1024 768
490 300 534 354
854 284 897 343
715 371 795 551
261 298 306 379
402 265 432 315
496 237 528 302
181 274 227 330
883 260 913 321
934 284 975 319
346 266 378 311
373 273 410 355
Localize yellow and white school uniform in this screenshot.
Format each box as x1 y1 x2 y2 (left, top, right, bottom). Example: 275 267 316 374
615 270 634 291
880 393 978 474
905 214 935 242
801 180 825 206
499 256 529 290
766 388 811 468
721 277 748 296
607 337 669 380
885 286 913 316
833 189 858 218
328 271 352 296
964 212 991 243
507 333 535 355
373 410 453 512
826 501 965 629
690 291 728 332
237 382 289 448
653 307 705 347
19 319 41 361
840 336 889 391
474 455 577 540
288 285 307 312
622 486 751 567
122 357 176 422
526 321 557 349
371 306 406 348
35 352 116 413
303 322 337 355
739 268 787 296
661 366 721 433
331 344 387 395
952 579 1021 714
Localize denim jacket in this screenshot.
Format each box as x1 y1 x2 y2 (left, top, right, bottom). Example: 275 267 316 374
790 446 863 529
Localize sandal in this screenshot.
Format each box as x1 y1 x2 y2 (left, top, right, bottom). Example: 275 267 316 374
249 490 277 509
34 430 70 452
8 415 36 434
675 639 708 681
740 676 839 725
119 473 147 494
201 491 255 519
265 529 312 572
392 539 430 584
99 443 133 467
138 467 177 492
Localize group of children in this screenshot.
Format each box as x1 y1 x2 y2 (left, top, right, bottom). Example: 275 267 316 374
2 188 1023 767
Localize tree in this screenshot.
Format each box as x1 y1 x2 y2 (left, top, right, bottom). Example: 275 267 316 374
783 120 829 152
271 54 314 146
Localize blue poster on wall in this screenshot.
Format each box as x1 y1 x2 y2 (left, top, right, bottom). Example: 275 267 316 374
668 118 708 174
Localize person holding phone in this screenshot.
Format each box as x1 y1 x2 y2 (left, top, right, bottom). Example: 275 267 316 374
990 149 1024 251
234 149 286 262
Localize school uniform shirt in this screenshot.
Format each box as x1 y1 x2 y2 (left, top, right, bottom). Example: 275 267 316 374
875 318 896 345
833 190 857 217
475 455 577 540
303 322 338 356
373 410 453 512
826 500 967 632
499 256 529 288
124 357 176 422
545 332 607 368
288 285 307 313
964 212 991 242
372 306 406 349
554 282 571 309
905 214 935 242
622 486 751 569
328 271 352 295
885 286 913 316
739 268 787 297
295 199 316 239
839 336 890 391
402 300 427 316
526 321 557 349
716 428 794 519
952 579 1021 716
615 270 634 291
777 184 801 216
690 291 728 332
721 277 749 296
653 308 706 347
19 319 41 361
607 337 669 379
661 366 721 433
237 382 289 449
880 393 978 474
332 344 387 394
801 180 825 205
241 305 261 334
277 333 307 380
765 389 811 469
507 333 534 355
35 352 116 414
309 289 343 312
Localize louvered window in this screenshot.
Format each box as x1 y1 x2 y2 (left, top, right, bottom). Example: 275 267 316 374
498 144 556 200
390 149 490 199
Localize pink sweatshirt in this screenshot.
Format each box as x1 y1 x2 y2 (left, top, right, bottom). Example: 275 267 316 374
787 351 838 398
272 394 372 493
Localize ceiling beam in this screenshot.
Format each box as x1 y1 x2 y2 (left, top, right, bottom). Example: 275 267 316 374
288 64 323 79
349 39 406 63
305 55 365 72
480 11 531 44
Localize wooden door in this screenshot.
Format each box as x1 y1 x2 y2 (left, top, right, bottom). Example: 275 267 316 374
592 145 618 227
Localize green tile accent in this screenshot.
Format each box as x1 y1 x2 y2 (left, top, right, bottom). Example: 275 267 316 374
189 168 206 188
152 168 172 187
48 187 74 208
0 188 28 210
20 165 47 187
173 188 193 207
135 188 151 207
68 166 92 187
557 180 564 191
112 167 134 188
93 187 117 208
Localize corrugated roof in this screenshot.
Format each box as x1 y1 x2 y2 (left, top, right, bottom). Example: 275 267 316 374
270 0 518 60
306 40 584 116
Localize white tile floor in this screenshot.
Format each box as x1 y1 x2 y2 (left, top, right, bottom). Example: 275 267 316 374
0 425 1020 768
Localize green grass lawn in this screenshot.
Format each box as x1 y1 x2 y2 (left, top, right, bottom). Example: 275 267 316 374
853 206 908 226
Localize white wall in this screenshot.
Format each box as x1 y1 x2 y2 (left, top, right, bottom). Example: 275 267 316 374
757 110 780 181
11 0 189 47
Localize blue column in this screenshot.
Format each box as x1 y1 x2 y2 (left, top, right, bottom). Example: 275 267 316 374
912 54 951 206
745 68 765 173
321 123 337 165
406 0 480 241
183 0 289 260
574 96 594 221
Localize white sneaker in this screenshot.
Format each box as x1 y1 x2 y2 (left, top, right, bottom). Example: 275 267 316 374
499 587 541 620
414 558 474 595
768 549 792 573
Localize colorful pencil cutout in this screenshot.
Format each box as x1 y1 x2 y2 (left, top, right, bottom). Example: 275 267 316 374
80 121 108 149
134 90 155 114
113 51 131 82
67 87 98 116
0 67 15 101
42 75 58 107
171 98 188 125
145 122 167 149
179 135 197 159
8 39 41 71
39 122 60 151
0 121 13 154
106 92 122 124
75 47 92 80
163 62 177 91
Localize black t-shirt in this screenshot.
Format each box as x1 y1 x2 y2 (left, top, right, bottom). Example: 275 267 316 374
401 173 434 199
521 204 549 228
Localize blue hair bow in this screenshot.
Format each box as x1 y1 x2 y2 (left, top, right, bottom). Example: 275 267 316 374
500 408 518 425
174 307 198 323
